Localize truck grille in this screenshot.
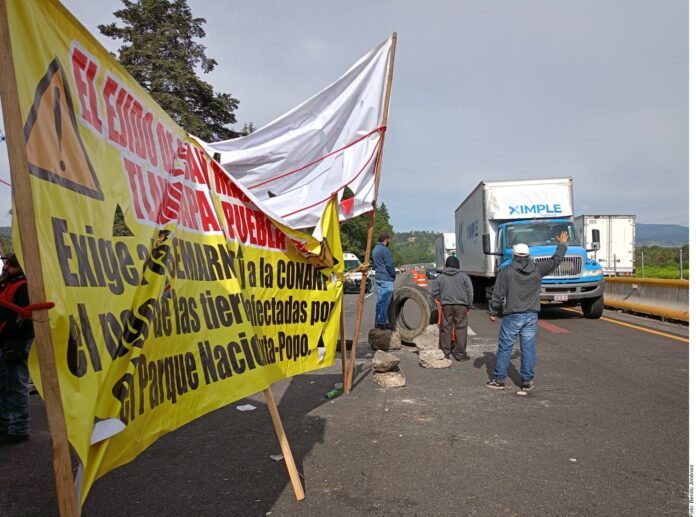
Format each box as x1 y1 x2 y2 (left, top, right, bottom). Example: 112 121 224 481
534 255 582 277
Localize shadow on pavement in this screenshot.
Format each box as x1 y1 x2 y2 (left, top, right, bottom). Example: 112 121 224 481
539 307 582 320
474 350 522 387
0 368 346 516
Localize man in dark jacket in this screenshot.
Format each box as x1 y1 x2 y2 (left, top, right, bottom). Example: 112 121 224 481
0 254 34 445
372 233 396 330
431 255 474 361
486 231 568 393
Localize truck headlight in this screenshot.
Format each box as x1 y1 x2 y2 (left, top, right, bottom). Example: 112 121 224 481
581 262 604 278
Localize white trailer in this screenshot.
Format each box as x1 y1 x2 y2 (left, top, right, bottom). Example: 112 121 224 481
455 178 575 277
576 215 635 276
434 232 456 269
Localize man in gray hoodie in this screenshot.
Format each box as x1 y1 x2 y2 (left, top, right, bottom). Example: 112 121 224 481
431 255 474 361
486 231 568 393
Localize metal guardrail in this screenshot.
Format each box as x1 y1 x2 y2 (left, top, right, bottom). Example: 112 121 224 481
603 277 689 322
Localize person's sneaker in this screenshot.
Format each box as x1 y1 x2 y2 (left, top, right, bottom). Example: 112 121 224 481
454 353 470 362
516 380 534 396
485 379 505 390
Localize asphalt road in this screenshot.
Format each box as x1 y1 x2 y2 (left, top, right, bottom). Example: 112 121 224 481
0 274 689 516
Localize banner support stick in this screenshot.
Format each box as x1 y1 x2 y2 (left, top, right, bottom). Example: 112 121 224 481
340 304 347 386
263 388 306 501
345 32 397 393
0 1 79 515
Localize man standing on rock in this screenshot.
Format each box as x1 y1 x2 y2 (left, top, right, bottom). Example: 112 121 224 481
486 231 568 393
431 255 474 361
372 232 396 330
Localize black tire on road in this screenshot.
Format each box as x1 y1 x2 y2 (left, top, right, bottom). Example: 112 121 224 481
387 284 439 342
581 295 604 319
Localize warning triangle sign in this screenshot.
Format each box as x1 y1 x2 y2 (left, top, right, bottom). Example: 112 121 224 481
24 58 103 200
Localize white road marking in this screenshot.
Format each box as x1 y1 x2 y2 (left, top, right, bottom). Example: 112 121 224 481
365 293 373 299
468 327 476 336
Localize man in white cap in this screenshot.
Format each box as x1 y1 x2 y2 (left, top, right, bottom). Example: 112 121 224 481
486 231 569 393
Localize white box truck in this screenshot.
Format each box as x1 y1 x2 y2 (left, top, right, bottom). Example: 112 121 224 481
434 232 456 269
454 178 605 318
576 215 635 276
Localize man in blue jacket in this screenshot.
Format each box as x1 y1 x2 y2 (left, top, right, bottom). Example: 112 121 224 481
372 233 396 330
486 231 568 393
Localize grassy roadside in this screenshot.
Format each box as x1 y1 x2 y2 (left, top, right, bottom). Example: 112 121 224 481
630 265 689 280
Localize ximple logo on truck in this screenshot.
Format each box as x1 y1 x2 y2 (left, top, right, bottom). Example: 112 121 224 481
509 204 562 215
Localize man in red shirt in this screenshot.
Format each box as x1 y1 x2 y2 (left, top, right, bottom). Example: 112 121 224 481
0 254 34 446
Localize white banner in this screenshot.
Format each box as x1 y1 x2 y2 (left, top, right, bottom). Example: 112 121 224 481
197 37 392 229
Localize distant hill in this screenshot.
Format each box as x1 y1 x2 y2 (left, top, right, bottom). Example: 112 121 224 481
392 231 438 265
636 224 688 247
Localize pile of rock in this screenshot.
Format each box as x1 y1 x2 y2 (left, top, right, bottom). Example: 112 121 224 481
413 324 451 369
367 327 402 351
371 350 405 388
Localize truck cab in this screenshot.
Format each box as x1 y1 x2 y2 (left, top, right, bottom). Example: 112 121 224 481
494 218 605 318
343 252 373 294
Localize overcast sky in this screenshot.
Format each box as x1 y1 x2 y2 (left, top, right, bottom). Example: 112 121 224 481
0 0 688 231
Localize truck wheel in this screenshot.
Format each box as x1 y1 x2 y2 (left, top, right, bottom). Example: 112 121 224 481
387 285 438 342
581 296 604 319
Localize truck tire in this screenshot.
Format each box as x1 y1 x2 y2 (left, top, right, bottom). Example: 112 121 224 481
581 296 604 319
387 285 439 342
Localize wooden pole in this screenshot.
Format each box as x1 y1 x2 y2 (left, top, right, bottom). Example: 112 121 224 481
0 1 79 515
345 33 397 393
340 304 347 386
263 388 305 501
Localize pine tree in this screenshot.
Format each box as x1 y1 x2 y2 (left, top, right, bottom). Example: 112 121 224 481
339 188 401 264
99 0 239 141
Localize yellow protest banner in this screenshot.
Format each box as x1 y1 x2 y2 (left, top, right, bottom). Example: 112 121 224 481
4 0 343 503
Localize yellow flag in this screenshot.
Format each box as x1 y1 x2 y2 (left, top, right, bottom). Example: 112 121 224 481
5 0 343 503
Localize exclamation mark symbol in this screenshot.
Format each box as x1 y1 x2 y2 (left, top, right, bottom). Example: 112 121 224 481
54 86 66 172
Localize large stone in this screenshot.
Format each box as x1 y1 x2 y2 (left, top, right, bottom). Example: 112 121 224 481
373 370 406 388
368 328 401 351
423 324 440 337
413 332 439 352
419 349 452 369
372 350 400 372
389 328 403 349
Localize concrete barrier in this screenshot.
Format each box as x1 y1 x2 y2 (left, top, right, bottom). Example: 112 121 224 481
603 277 689 322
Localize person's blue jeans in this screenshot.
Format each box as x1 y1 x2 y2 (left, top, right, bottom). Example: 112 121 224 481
0 338 33 436
374 279 394 327
493 312 538 382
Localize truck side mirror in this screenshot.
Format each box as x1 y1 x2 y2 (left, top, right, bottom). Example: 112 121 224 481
482 234 491 254
482 234 503 256
591 229 600 251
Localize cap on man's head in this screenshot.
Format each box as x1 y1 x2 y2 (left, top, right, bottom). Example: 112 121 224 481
377 232 390 242
512 243 530 257
445 255 460 269
2 254 20 267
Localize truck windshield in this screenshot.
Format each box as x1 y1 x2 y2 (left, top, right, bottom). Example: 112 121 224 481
345 259 361 271
505 222 580 248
